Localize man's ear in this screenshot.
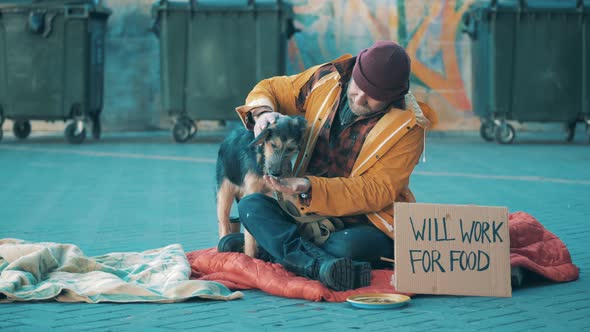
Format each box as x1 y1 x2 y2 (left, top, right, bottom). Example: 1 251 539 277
249 128 271 147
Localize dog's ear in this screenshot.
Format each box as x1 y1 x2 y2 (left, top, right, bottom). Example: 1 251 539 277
249 128 271 147
293 115 307 130
293 116 308 142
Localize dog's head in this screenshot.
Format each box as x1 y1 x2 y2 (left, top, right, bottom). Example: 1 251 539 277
249 115 307 178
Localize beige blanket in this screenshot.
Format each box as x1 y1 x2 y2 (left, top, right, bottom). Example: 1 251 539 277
0 239 243 303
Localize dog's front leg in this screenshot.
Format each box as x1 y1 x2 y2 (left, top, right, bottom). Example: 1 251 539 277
241 173 269 258
244 230 258 258
217 180 236 239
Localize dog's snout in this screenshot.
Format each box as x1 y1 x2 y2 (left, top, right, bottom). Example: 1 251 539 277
268 168 281 178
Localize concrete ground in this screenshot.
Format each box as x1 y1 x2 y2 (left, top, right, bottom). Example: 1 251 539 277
0 126 589 331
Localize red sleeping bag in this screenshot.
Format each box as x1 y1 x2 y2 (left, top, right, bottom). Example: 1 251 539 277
187 212 579 302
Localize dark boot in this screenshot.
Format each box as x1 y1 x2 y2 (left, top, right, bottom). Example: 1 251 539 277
352 261 372 289
217 233 245 253
217 217 245 253
301 239 371 290
281 239 370 291
280 246 354 291
217 233 273 262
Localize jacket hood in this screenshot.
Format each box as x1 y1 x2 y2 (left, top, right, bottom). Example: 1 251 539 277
405 91 437 129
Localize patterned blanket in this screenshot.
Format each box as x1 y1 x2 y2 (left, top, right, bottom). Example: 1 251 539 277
0 239 243 303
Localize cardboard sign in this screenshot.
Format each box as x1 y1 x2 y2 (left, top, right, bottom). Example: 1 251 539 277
393 203 511 297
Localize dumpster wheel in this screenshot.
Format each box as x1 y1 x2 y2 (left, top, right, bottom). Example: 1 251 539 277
565 122 576 143
65 122 87 144
172 117 197 143
92 116 101 140
479 122 495 142
13 120 32 140
495 123 515 144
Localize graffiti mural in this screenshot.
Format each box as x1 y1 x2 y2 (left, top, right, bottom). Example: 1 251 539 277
286 0 478 129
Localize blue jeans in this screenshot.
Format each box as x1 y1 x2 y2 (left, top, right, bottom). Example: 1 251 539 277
238 193 393 268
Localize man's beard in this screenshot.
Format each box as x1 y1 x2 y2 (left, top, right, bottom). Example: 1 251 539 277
348 97 375 116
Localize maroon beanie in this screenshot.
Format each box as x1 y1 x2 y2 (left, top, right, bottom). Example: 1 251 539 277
352 41 411 102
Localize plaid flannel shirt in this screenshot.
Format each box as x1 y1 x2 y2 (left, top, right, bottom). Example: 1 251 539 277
305 84 383 223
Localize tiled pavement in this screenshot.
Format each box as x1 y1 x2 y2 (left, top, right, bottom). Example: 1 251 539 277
0 128 589 331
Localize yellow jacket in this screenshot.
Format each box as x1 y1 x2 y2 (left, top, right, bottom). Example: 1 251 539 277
235 54 438 239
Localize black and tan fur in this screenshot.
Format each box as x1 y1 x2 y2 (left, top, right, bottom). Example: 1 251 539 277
215 115 307 257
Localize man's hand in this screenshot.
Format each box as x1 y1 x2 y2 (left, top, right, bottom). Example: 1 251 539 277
254 112 285 137
264 176 310 195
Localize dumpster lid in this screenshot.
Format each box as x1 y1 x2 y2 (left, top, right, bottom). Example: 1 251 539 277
473 0 588 10
161 0 282 5
188 0 279 4
0 0 100 4
0 0 106 9
0 0 111 15
153 0 287 12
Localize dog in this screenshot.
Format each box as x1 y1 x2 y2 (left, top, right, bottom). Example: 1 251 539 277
215 115 307 258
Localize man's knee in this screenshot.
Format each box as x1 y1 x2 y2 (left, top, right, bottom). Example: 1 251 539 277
322 225 393 262
238 193 272 213
236 193 297 244
237 193 278 224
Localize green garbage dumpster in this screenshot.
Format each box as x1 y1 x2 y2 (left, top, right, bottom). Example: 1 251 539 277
462 0 590 144
152 0 296 143
0 0 111 144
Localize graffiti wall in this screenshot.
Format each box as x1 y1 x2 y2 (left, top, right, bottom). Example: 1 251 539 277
286 0 478 130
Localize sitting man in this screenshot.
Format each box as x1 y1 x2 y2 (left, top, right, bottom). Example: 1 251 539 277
219 41 437 291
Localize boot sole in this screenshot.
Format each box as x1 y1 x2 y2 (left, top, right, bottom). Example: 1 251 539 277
353 261 372 289
319 257 354 291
